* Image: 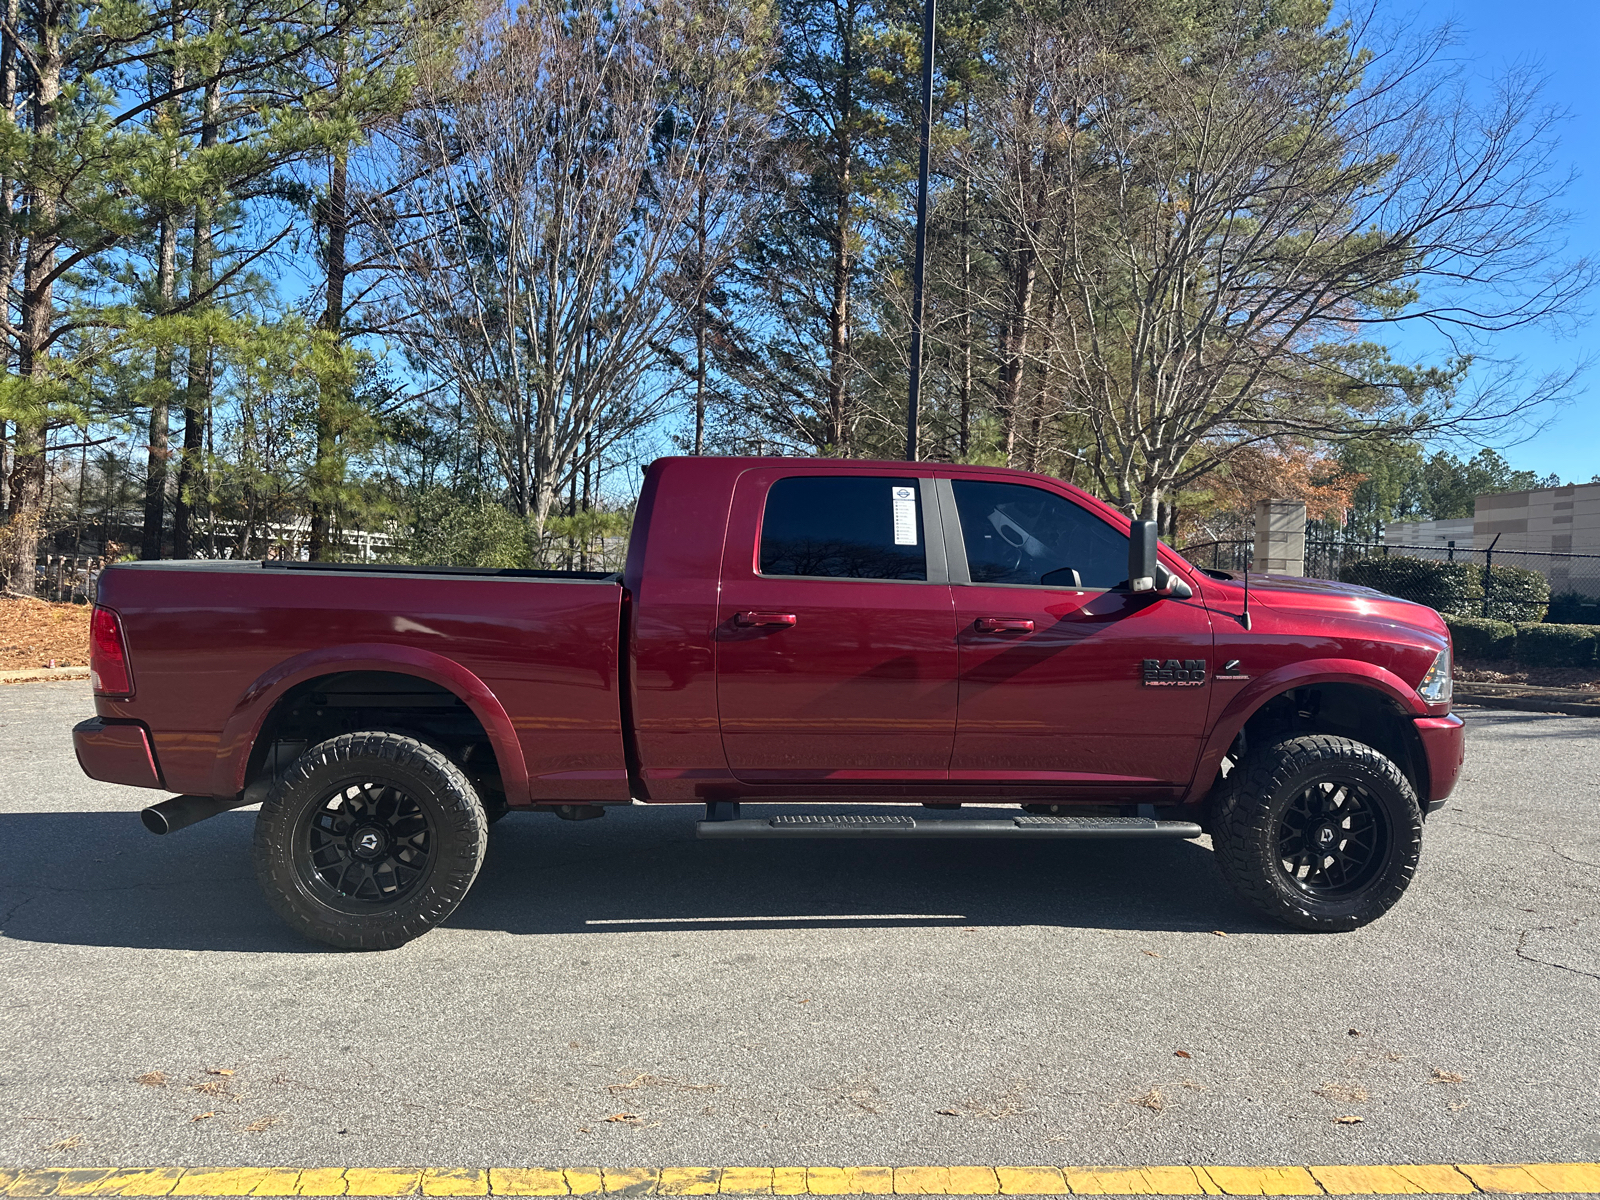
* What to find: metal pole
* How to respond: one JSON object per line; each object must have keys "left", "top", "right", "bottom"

{"left": 905, "top": 0, "right": 936, "bottom": 462}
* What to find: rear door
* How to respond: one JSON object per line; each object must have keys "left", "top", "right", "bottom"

{"left": 715, "top": 469, "right": 959, "bottom": 784}
{"left": 943, "top": 476, "right": 1213, "bottom": 790}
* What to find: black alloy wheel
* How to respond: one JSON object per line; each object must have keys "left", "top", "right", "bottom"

{"left": 1209, "top": 733, "right": 1423, "bottom": 931}
{"left": 253, "top": 732, "right": 488, "bottom": 950}
{"left": 302, "top": 780, "right": 435, "bottom": 908}
{"left": 1275, "top": 779, "right": 1389, "bottom": 899}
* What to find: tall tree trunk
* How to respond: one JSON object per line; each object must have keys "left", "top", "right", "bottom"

{"left": 693, "top": 183, "right": 707, "bottom": 456}
{"left": 1023, "top": 288, "right": 1056, "bottom": 472}
{"left": 140, "top": 216, "right": 177, "bottom": 558}
{"left": 173, "top": 36, "right": 218, "bottom": 560}
{"left": 7, "top": 0, "right": 64, "bottom": 594}
{"left": 825, "top": 0, "right": 854, "bottom": 456}
{"left": 999, "top": 244, "right": 1034, "bottom": 466}
{"left": 308, "top": 148, "right": 348, "bottom": 561}
{"left": 0, "top": 0, "right": 20, "bottom": 515}
{"left": 141, "top": 26, "right": 183, "bottom": 559}
{"left": 958, "top": 99, "right": 972, "bottom": 460}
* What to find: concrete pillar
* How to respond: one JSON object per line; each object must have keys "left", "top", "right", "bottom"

{"left": 1253, "top": 498, "right": 1306, "bottom": 576}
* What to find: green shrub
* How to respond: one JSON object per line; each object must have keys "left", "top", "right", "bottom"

{"left": 1482, "top": 564, "right": 1549, "bottom": 623}
{"left": 1338, "top": 557, "right": 1479, "bottom": 613}
{"left": 1339, "top": 555, "right": 1549, "bottom": 621}
{"left": 1443, "top": 614, "right": 1516, "bottom": 661}
{"left": 1514, "top": 622, "right": 1598, "bottom": 669}
{"left": 1545, "top": 590, "right": 1600, "bottom": 625}
{"left": 399, "top": 490, "right": 535, "bottom": 568}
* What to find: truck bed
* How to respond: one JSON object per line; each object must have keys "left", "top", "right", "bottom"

{"left": 95, "top": 559, "right": 628, "bottom": 806}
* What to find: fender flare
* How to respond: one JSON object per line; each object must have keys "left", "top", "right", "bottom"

{"left": 1184, "top": 658, "right": 1426, "bottom": 804}
{"left": 209, "top": 643, "right": 530, "bottom": 803}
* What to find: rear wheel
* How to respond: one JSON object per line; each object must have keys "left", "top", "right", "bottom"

{"left": 1209, "top": 734, "right": 1422, "bottom": 931}
{"left": 252, "top": 732, "right": 488, "bottom": 950}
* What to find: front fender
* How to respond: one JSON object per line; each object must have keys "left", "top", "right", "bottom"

{"left": 1184, "top": 658, "right": 1426, "bottom": 805}
{"left": 209, "top": 643, "right": 531, "bottom": 804}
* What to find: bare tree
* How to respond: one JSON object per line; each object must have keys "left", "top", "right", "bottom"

{"left": 971, "top": 2, "right": 1590, "bottom": 516}
{"left": 374, "top": 0, "right": 773, "bottom": 535}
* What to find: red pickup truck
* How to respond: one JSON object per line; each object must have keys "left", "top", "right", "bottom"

{"left": 74, "top": 456, "right": 1463, "bottom": 949}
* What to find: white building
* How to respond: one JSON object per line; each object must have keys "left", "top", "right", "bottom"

{"left": 1383, "top": 484, "right": 1600, "bottom": 596}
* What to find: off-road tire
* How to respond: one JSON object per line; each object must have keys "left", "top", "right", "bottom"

{"left": 252, "top": 732, "right": 489, "bottom": 950}
{"left": 1210, "top": 734, "right": 1422, "bottom": 931}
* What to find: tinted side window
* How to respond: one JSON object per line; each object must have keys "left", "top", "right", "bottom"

{"left": 760, "top": 476, "right": 927, "bottom": 580}
{"left": 952, "top": 480, "right": 1127, "bottom": 588}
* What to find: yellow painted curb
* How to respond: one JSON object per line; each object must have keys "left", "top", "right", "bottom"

{"left": 2, "top": 1164, "right": 1598, "bottom": 1196}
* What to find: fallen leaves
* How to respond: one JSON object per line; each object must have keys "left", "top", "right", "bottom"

{"left": 1174, "top": 1050, "right": 1191, "bottom": 1059}
{"left": 206, "top": 1068, "right": 236, "bottom": 1077}
{"left": 935, "top": 1107, "right": 960, "bottom": 1116}
{"left": 1133, "top": 1087, "right": 1165, "bottom": 1114}
{"left": 1334, "top": 1115, "right": 1364, "bottom": 1125}
{"left": 602, "top": 1112, "right": 658, "bottom": 1128}
{"left": 241, "top": 1116, "right": 279, "bottom": 1133}
{"left": 189, "top": 1080, "right": 231, "bottom": 1097}
{"left": 0, "top": 597, "right": 90, "bottom": 671}
{"left": 47, "top": 1135, "right": 81, "bottom": 1153}
{"left": 1210, "top": 930, "right": 1228, "bottom": 937}
{"left": 1429, "top": 1069, "right": 1466, "bottom": 1084}
{"left": 191, "top": 1112, "right": 216, "bottom": 1123}
{"left": 134, "top": 1071, "right": 167, "bottom": 1087}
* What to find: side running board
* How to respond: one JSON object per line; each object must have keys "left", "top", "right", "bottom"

{"left": 696, "top": 813, "right": 1203, "bottom": 840}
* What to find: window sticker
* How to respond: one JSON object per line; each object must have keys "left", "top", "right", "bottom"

{"left": 892, "top": 485, "right": 918, "bottom": 546}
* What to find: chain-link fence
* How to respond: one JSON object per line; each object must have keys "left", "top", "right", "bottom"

{"left": 1177, "top": 538, "right": 1600, "bottom": 623}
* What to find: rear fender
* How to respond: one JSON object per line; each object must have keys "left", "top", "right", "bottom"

{"left": 210, "top": 643, "right": 530, "bottom": 803}
{"left": 1185, "top": 658, "right": 1426, "bottom": 804}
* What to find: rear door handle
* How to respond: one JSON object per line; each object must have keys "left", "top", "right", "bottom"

{"left": 736, "top": 611, "right": 798, "bottom": 627}
{"left": 974, "top": 617, "right": 1034, "bottom": 633}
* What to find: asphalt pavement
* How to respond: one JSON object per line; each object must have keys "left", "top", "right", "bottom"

{"left": 1, "top": 682, "right": 1596, "bottom": 1173}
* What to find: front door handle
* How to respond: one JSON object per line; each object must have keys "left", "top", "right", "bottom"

{"left": 736, "top": 611, "right": 798, "bottom": 628}
{"left": 974, "top": 617, "right": 1034, "bottom": 633}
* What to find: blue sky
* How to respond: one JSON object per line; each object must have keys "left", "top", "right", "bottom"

{"left": 1397, "top": 0, "right": 1600, "bottom": 481}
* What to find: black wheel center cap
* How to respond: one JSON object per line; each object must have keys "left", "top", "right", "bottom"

{"left": 350, "top": 825, "right": 389, "bottom": 860}
{"left": 1312, "top": 822, "right": 1339, "bottom": 851}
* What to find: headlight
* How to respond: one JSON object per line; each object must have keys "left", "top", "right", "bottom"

{"left": 1416, "top": 646, "right": 1452, "bottom": 706}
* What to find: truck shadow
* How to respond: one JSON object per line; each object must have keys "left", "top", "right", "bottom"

{"left": 0, "top": 806, "right": 1292, "bottom": 953}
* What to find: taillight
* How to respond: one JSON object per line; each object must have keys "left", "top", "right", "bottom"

{"left": 90, "top": 607, "right": 133, "bottom": 696}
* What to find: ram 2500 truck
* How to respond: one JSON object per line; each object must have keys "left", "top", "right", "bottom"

{"left": 73, "top": 456, "right": 1464, "bottom": 949}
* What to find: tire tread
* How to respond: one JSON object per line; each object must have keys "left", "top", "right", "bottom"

{"left": 252, "top": 731, "right": 488, "bottom": 950}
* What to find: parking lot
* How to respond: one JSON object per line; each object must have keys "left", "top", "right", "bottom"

{"left": 1, "top": 682, "right": 1597, "bottom": 1178}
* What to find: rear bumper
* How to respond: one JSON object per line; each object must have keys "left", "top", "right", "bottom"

{"left": 1414, "top": 712, "right": 1466, "bottom": 812}
{"left": 73, "top": 717, "right": 164, "bottom": 790}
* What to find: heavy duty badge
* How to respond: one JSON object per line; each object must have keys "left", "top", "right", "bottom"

{"left": 1142, "top": 658, "right": 1207, "bottom": 686}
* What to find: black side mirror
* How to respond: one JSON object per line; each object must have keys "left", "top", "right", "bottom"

{"left": 1128, "top": 520, "right": 1159, "bottom": 592}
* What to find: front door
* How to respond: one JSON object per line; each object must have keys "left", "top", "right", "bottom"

{"left": 716, "top": 470, "right": 959, "bottom": 784}
{"left": 944, "top": 477, "right": 1213, "bottom": 790}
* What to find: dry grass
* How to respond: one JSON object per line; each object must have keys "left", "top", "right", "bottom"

{"left": 1456, "top": 659, "right": 1600, "bottom": 690}
{"left": 0, "top": 597, "right": 90, "bottom": 670}
{"left": 1133, "top": 1087, "right": 1165, "bottom": 1113}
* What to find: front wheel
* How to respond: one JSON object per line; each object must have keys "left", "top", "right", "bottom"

{"left": 1209, "top": 734, "right": 1422, "bottom": 931}
{"left": 252, "top": 732, "right": 489, "bottom": 950}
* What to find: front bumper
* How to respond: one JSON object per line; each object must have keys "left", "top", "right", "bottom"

{"left": 1414, "top": 712, "right": 1466, "bottom": 812}
{"left": 73, "top": 717, "right": 164, "bottom": 790}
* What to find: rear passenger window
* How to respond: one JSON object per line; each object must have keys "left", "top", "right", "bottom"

{"left": 759, "top": 476, "right": 927, "bottom": 580}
